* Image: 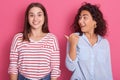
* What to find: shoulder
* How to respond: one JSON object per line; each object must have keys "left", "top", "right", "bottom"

{"left": 14, "top": 33, "right": 23, "bottom": 37}
{"left": 103, "top": 38, "right": 110, "bottom": 46}
{"left": 13, "top": 33, "right": 23, "bottom": 41}
{"left": 69, "top": 32, "right": 81, "bottom": 36}
{"left": 100, "top": 36, "right": 109, "bottom": 42}
{"left": 48, "top": 33, "right": 58, "bottom": 39}
{"left": 99, "top": 36, "right": 110, "bottom": 46}
{"left": 71, "top": 32, "right": 80, "bottom": 35}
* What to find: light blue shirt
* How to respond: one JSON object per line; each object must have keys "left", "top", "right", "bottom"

{"left": 66, "top": 33, "right": 113, "bottom": 80}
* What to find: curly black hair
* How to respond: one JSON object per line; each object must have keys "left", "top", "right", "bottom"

{"left": 72, "top": 2, "right": 107, "bottom": 36}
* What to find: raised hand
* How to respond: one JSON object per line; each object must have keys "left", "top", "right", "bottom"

{"left": 65, "top": 33, "right": 79, "bottom": 60}
{"left": 65, "top": 33, "right": 79, "bottom": 47}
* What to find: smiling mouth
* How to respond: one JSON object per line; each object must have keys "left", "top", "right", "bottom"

{"left": 80, "top": 24, "right": 86, "bottom": 27}
{"left": 33, "top": 22, "right": 40, "bottom": 25}
{"left": 80, "top": 25, "right": 85, "bottom": 28}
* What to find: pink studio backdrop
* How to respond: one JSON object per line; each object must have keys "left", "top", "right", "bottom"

{"left": 0, "top": 0, "right": 120, "bottom": 80}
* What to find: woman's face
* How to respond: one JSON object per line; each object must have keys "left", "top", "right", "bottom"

{"left": 28, "top": 7, "right": 45, "bottom": 30}
{"left": 78, "top": 10, "right": 96, "bottom": 34}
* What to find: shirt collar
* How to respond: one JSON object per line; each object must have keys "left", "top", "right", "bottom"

{"left": 81, "top": 33, "right": 103, "bottom": 46}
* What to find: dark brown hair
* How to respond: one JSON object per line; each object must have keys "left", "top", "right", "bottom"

{"left": 23, "top": 2, "right": 49, "bottom": 41}
{"left": 72, "top": 2, "right": 107, "bottom": 36}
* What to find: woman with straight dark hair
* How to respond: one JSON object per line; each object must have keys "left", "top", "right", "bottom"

{"left": 9, "top": 2, "right": 60, "bottom": 80}
{"left": 65, "top": 2, "right": 113, "bottom": 80}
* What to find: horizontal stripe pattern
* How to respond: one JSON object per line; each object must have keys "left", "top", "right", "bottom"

{"left": 8, "top": 33, "right": 60, "bottom": 79}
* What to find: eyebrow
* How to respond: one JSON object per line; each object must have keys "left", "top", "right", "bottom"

{"left": 82, "top": 14, "right": 89, "bottom": 16}
{"left": 29, "top": 11, "right": 43, "bottom": 14}
{"left": 79, "top": 14, "right": 89, "bottom": 17}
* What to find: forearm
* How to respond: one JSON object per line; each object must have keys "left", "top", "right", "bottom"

{"left": 69, "top": 44, "right": 77, "bottom": 61}
{"left": 10, "top": 74, "right": 18, "bottom": 80}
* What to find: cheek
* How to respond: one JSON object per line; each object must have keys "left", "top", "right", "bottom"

{"left": 40, "top": 17, "right": 45, "bottom": 23}
{"left": 28, "top": 17, "right": 33, "bottom": 22}
{"left": 41, "top": 16, "right": 45, "bottom": 21}
{"left": 78, "top": 21, "right": 81, "bottom": 26}
{"left": 28, "top": 19, "right": 33, "bottom": 26}
{"left": 28, "top": 19, "right": 32, "bottom": 24}
{"left": 85, "top": 20, "right": 93, "bottom": 26}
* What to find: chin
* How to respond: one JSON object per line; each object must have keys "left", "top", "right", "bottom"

{"left": 81, "top": 29, "right": 85, "bottom": 32}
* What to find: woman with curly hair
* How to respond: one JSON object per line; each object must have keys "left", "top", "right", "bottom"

{"left": 65, "top": 2, "right": 113, "bottom": 80}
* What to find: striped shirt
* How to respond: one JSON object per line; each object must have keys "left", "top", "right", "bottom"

{"left": 8, "top": 33, "right": 60, "bottom": 80}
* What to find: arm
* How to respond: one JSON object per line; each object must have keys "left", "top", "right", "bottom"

{"left": 51, "top": 36, "right": 61, "bottom": 80}
{"left": 105, "top": 40, "right": 113, "bottom": 80}
{"left": 65, "top": 33, "right": 79, "bottom": 71}
{"left": 65, "top": 33, "right": 79, "bottom": 60}
{"left": 8, "top": 34, "right": 20, "bottom": 80}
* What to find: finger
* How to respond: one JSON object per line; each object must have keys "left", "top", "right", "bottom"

{"left": 75, "top": 35, "right": 79, "bottom": 38}
{"left": 73, "top": 34, "right": 79, "bottom": 38}
{"left": 64, "top": 35, "right": 69, "bottom": 40}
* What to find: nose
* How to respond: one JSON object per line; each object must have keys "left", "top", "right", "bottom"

{"left": 80, "top": 17, "right": 84, "bottom": 23}
{"left": 33, "top": 15, "right": 38, "bottom": 21}
{"left": 78, "top": 17, "right": 83, "bottom": 25}
{"left": 78, "top": 17, "right": 85, "bottom": 27}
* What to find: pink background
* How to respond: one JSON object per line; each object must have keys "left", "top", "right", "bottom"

{"left": 0, "top": 0, "right": 120, "bottom": 80}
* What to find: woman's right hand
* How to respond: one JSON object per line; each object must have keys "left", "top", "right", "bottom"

{"left": 10, "top": 74, "right": 18, "bottom": 80}
{"left": 65, "top": 33, "right": 79, "bottom": 47}
{"left": 65, "top": 33, "right": 79, "bottom": 60}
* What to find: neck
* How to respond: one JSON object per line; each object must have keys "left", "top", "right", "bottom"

{"left": 84, "top": 32, "right": 98, "bottom": 46}
{"left": 85, "top": 32, "right": 96, "bottom": 39}
{"left": 30, "top": 29, "right": 43, "bottom": 37}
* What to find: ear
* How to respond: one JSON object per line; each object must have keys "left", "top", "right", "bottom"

{"left": 94, "top": 20, "right": 97, "bottom": 28}
{"left": 94, "top": 20, "right": 97, "bottom": 24}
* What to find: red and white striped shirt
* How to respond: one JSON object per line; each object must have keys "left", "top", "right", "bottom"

{"left": 8, "top": 33, "right": 60, "bottom": 80}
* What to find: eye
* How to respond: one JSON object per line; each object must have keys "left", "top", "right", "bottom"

{"left": 38, "top": 14, "right": 42, "bottom": 16}
{"left": 29, "top": 14, "right": 34, "bottom": 17}
{"left": 79, "top": 16, "right": 82, "bottom": 20}
{"left": 83, "top": 16, "right": 88, "bottom": 20}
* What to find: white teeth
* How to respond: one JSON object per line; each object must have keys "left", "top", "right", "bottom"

{"left": 33, "top": 22, "right": 39, "bottom": 25}
{"left": 81, "top": 24, "right": 86, "bottom": 27}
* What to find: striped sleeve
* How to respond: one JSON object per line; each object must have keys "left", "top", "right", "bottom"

{"left": 50, "top": 34, "right": 61, "bottom": 78}
{"left": 8, "top": 33, "right": 22, "bottom": 74}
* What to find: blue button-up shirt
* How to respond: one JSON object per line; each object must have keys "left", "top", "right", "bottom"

{"left": 66, "top": 33, "right": 113, "bottom": 80}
